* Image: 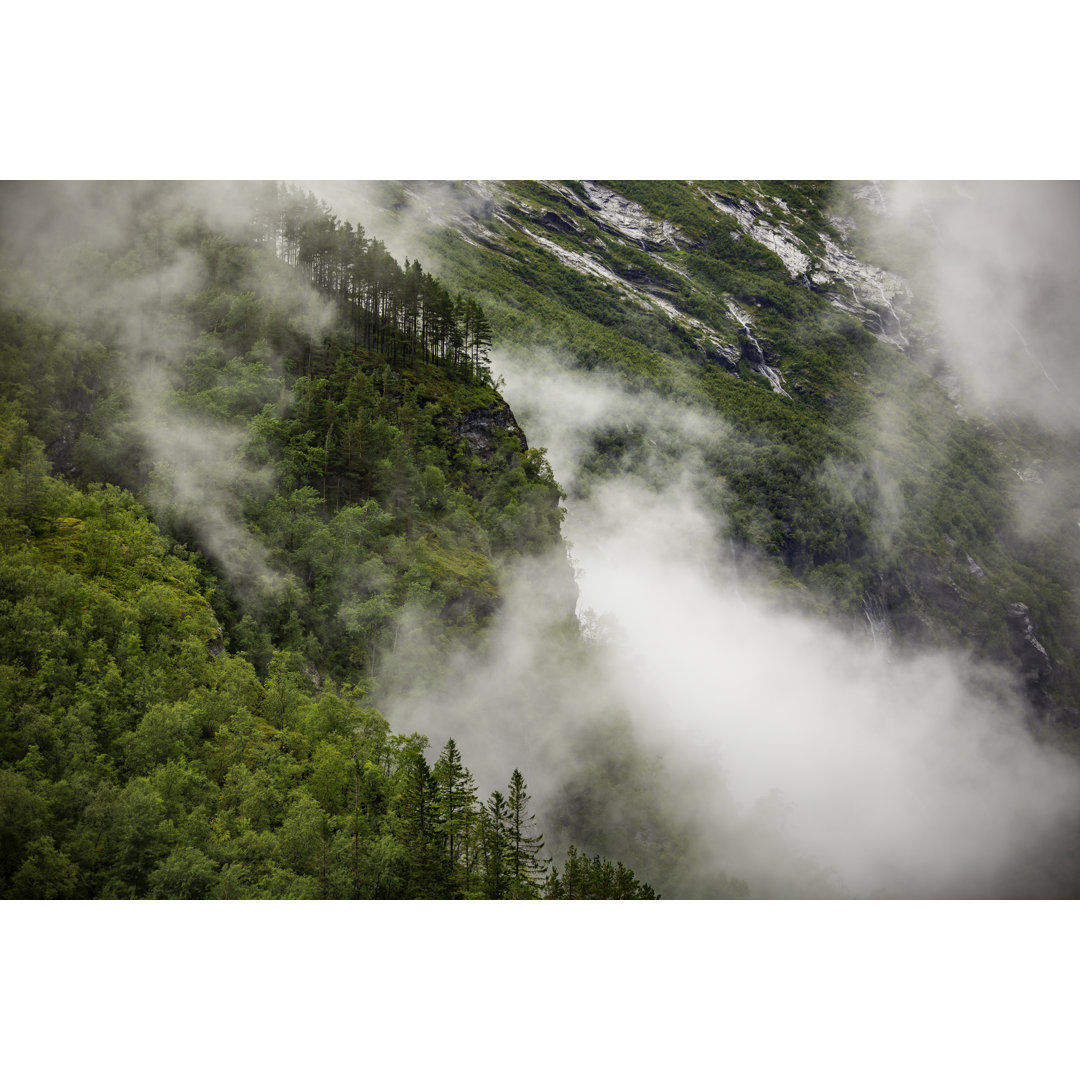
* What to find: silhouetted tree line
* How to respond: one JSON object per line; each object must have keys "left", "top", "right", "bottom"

{"left": 249, "top": 183, "right": 493, "bottom": 379}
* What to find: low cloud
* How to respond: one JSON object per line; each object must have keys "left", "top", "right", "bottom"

{"left": 297, "top": 179, "right": 496, "bottom": 278}
{"left": 1, "top": 181, "right": 337, "bottom": 604}
{"left": 864, "top": 181, "right": 1080, "bottom": 427}
{"left": 382, "top": 347, "right": 1080, "bottom": 898}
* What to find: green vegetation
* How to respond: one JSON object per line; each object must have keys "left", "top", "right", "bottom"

{"left": 7, "top": 178, "right": 1080, "bottom": 898}
{"left": 544, "top": 845, "right": 659, "bottom": 899}
{"left": 0, "top": 183, "right": 659, "bottom": 899}
{"left": 418, "top": 180, "right": 1080, "bottom": 720}
{"left": 0, "top": 420, "right": 653, "bottom": 897}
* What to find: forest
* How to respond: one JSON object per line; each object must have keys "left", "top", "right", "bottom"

{"left": 5, "top": 24, "right": 1073, "bottom": 1080}
{"left": 7, "top": 178, "right": 1080, "bottom": 901}
{"left": 0, "top": 181, "right": 659, "bottom": 899}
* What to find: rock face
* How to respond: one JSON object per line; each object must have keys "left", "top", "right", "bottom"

{"left": 701, "top": 190, "right": 812, "bottom": 277}
{"left": 453, "top": 404, "right": 528, "bottom": 462}
{"left": 812, "top": 232, "right": 912, "bottom": 350}
{"left": 860, "top": 557, "right": 1063, "bottom": 720}
{"left": 418, "top": 180, "right": 922, "bottom": 390}
{"left": 396, "top": 179, "right": 1080, "bottom": 728}
{"left": 432, "top": 180, "right": 929, "bottom": 399}
{"left": 1006, "top": 602, "right": 1053, "bottom": 708}
{"left": 860, "top": 565, "right": 936, "bottom": 648}
{"left": 578, "top": 180, "right": 687, "bottom": 249}
{"left": 726, "top": 299, "right": 788, "bottom": 395}
{"left": 698, "top": 187, "right": 914, "bottom": 353}
{"left": 538, "top": 209, "right": 578, "bottom": 235}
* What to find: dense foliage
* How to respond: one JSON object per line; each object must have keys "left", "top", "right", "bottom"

{"left": 0, "top": 182, "right": 659, "bottom": 899}
{"left": 254, "top": 183, "right": 495, "bottom": 378}
{"left": 10, "top": 179, "right": 1077, "bottom": 899}
{"left": 0, "top": 427, "right": 588, "bottom": 898}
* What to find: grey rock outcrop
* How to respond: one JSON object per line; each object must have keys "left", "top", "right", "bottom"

{"left": 453, "top": 404, "right": 528, "bottom": 462}
{"left": 1006, "top": 602, "right": 1053, "bottom": 706}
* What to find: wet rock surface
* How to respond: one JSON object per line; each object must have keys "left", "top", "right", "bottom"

{"left": 453, "top": 404, "right": 528, "bottom": 461}
{"left": 578, "top": 180, "right": 687, "bottom": 249}
{"left": 1006, "top": 602, "right": 1053, "bottom": 707}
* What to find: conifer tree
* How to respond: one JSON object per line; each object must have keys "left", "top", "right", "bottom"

{"left": 480, "top": 789, "right": 510, "bottom": 899}
{"left": 506, "top": 768, "right": 546, "bottom": 898}
{"left": 432, "top": 737, "right": 478, "bottom": 895}
{"left": 471, "top": 302, "right": 492, "bottom": 382}
{"left": 397, "top": 738, "right": 447, "bottom": 897}
{"left": 542, "top": 863, "right": 564, "bottom": 900}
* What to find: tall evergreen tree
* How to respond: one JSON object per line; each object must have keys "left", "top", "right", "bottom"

{"left": 432, "top": 737, "right": 478, "bottom": 896}
{"left": 506, "top": 768, "right": 545, "bottom": 898}
{"left": 470, "top": 302, "right": 492, "bottom": 382}
{"left": 479, "top": 788, "right": 510, "bottom": 899}
{"left": 396, "top": 737, "right": 447, "bottom": 897}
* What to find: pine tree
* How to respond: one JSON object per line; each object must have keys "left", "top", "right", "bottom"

{"left": 542, "top": 863, "right": 564, "bottom": 899}
{"left": 545, "top": 846, "right": 659, "bottom": 899}
{"left": 461, "top": 297, "right": 493, "bottom": 382}
{"left": 560, "top": 845, "right": 587, "bottom": 899}
{"left": 506, "top": 768, "right": 546, "bottom": 898}
{"left": 479, "top": 789, "right": 510, "bottom": 899}
{"left": 432, "top": 738, "right": 478, "bottom": 896}
{"left": 396, "top": 737, "right": 447, "bottom": 897}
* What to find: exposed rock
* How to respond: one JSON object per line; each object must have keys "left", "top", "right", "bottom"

{"left": 1006, "top": 603, "right": 1051, "bottom": 667}
{"left": 618, "top": 264, "right": 675, "bottom": 290}
{"left": 860, "top": 565, "right": 942, "bottom": 647}
{"left": 696, "top": 186, "right": 912, "bottom": 352}
{"left": 706, "top": 342, "right": 741, "bottom": 374}
{"left": 725, "top": 300, "right": 788, "bottom": 396}
{"left": 812, "top": 234, "right": 912, "bottom": 351}
{"left": 578, "top": 181, "right": 687, "bottom": 250}
{"left": 453, "top": 404, "right": 528, "bottom": 461}
{"left": 521, "top": 226, "right": 627, "bottom": 290}
{"left": 1006, "top": 602, "right": 1053, "bottom": 707}
{"left": 861, "top": 592, "right": 894, "bottom": 649}
{"left": 700, "top": 190, "right": 811, "bottom": 277}
{"left": 519, "top": 219, "right": 743, "bottom": 367}
{"left": 538, "top": 209, "right": 578, "bottom": 235}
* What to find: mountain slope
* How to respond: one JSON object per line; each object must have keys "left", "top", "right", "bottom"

{"left": 5, "top": 179, "right": 1080, "bottom": 898}
{"left": 0, "top": 181, "right": 664, "bottom": 899}
{"left": 345, "top": 179, "right": 1080, "bottom": 731}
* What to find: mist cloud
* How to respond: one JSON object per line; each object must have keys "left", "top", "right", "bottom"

{"left": 10, "top": 180, "right": 1078, "bottom": 897}
{"left": 1, "top": 181, "right": 338, "bottom": 603}
{"left": 864, "top": 181, "right": 1080, "bottom": 426}
{"left": 298, "top": 180, "right": 496, "bottom": 278}
{"left": 382, "top": 346, "right": 1080, "bottom": 898}
{"left": 280, "top": 181, "right": 1080, "bottom": 896}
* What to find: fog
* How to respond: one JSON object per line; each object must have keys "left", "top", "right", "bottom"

{"left": 861, "top": 181, "right": 1080, "bottom": 426}
{"left": 376, "top": 343, "right": 1080, "bottom": 895}
{"left": 345, "top": 180, "right": 1080, "bottom": 897}
{"left": 6, "top": 180, "right": 1080, "bottom": 896}
{"left": 377, "top": 194, "right": 1080, "bottom": 899}
{"left": 298, "top": 179, "right": 493, "bottom": 277}
{"left": 0, "top": 180, "right": 336, "bottom": 604}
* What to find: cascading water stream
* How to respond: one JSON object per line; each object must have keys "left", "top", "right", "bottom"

{"left": 725, "top": 299, "right": 789, "bottom": 396}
